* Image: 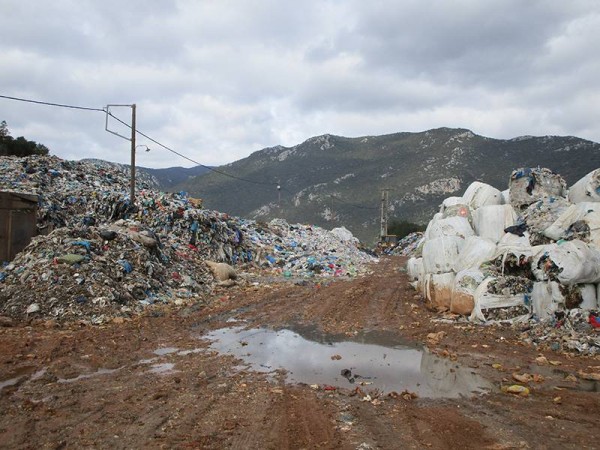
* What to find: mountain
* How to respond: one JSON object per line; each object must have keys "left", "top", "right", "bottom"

{"left": 139, "top": 165, "right": 211, "bottom": 189}
{"left": 173, "top": 128, "right": 600, "bottom": 243}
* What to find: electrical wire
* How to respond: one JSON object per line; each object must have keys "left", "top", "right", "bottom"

{"left": 1, "top": 93, "right": 382, "bottom": 211}
{"left": 0, "top": 94, "right": 105, "bottom": 112}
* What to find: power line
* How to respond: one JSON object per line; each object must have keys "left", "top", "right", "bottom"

{"left": 0, "top": 94, "right": 105, "bottom": 112}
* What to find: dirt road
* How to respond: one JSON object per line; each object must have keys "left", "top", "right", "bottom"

{"left": 1, "top": 256, "right": 599, "bottom": 449}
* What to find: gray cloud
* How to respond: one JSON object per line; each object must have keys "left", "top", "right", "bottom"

{"left": 1, "top": 0, "right": 599, "bottom": 168}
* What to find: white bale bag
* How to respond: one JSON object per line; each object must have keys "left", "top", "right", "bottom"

{"left": 452, "top": 236, "right": 496, "bottom": 273}
{"left": 568, "top": 169, "right": 600, "bottom": 203}
{"left": 470, "top": 277, "right": 530, "bottom": 323}
{"left": 424, "top": 216, "right": 474, "bottom": 240}
{"left": 406, "top": 257, "right": 424, "bottom": 281}
{"left": 451, "top": 269, "right": 485, "bottom": 315}
{"left": 462, "top": 182, "right": 503, "bottom": 210}
{"left": 577, "top": 285, "right": 598, "bottom": 310}
{"left": 440, "top": 196, "right": 465, "bottom": 213}
{"left": 473, "top": 204, "right": 518, "bottom": 243}
{"left": 540, "top": 240, "right": 600, "bottom": 285}
{"left": 424, "top": 272, "right": 455, "bottom": 311}
{"left": 422, "top": 236, "right": 465, "bottom": 274}
{"left": 544, "top": 203, "right": 600, "bottom": 245}
{"left": 501, "top": 189, "right": 510, "bottom": 205}
{"left": 522, "top": 197, "right": 572, "bottom": 237}
{"left": 531, "top": 281, "right": 563, "bottom": 321}
{"left": 531, "top": 245, "right": 551, "bottom": 281}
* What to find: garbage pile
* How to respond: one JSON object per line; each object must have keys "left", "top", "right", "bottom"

{"left": 407, "top": 167, "right": 600, "bottom": 354}
{"left": 388, "top": 232, "right": 424, "bottom": 256}
{"left": 0, "top": 155, "right": 375, "bottom": 323}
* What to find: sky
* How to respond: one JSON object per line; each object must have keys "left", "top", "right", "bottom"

{"left": 1, "top": 0, "right": 599, "bottom": 169}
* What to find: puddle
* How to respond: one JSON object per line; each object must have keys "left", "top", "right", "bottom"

{"left": 0, "top": 376, "right": 24, "bottom": 391}
{"left": 149, "top": 363, "right": 177, "bottom": 375}
{"left": 205, "top": 327, "right": 493, "bottom": 398}
{"left": 58, "top": 367, "right": 123, "bottom": 384}
{"left": 154, "top": 347, "right": 179, "bottom": 356}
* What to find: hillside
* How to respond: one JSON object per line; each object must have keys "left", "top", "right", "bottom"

{"left": 175, "top": 128, "right": 600, "bottom": 243}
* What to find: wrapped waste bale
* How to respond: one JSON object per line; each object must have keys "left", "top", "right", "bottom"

{"left": 451, "top": 269, "right": 486, "bottom": 315}
{"left": 406, "top": 257, "right": 423, "bottom": 281}
{"left": 452, "top": 236, "right": 496, "bottom": 273}
{"left": 424, "top": 216, "right": 474, "bottom": 240}
{"left": 442, "top": 204, "right": 473, "bottom": 225}
{"left": 501, "top": 189, "right": 510, "bottom": 205}
{"left": 423, "top": 272, "right": 455, "bottom": 311}
{"left": 531, "top": 281, "right": 563, "bottom": 321}
{"left": 422, "top": 236, "right": 465, "bottom": 274}
{"left": 536, "top": 240, "right": 600, "bottom": 285}
{"left": 568, "top": 169, "right": 600, "bottom": 203}
{"left": 508, "top": 168, "right": 566, "bottom": 210}
{"left": 440, "top": 196, "right": 465, "bottom": 212}
{"left": 519, "top": 197, "right": 572, "bottom": 244}
{"left": 473, "top": 204, "right": 518, "bottom": 243}
{"left": 470, "top": 276, "right": 532, "bottom": 323}
{"left": 462, "top": 181, "right": 503, "bottom": 210}
{"left": 544, "top": 202, "right": 600, "bottom": 246}
{"left": 493, "top": 233, "right": 533, "bottom": 278}
{"left": 534, "top": 240, "right": 600, "bottom": 286}
{"left": 532, "top": 281, "right": 597, "bottom": 321}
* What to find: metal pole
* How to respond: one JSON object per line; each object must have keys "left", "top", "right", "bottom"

{"left": 130, "top": 104, "right": 136, "bottom": 204}
{"left": 380, "top": 189, "right": 389, "bottom": 238}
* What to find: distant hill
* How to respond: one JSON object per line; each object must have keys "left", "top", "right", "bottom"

{"left": 139, "top": 165, "right": 211, "bottom": 189}
{"left": 171, "top": 128, "right": 600, "bottom": 243}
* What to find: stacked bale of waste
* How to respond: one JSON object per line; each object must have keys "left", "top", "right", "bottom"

{"left": 408, "top": 167, "right": 600, "bottom": 328}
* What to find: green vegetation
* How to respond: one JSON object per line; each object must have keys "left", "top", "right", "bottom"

{"left": 0, "top": 120, "right": 49, "bottom": 157}
{"left": 387, "top": 220, "right": 426, "bottom": 239}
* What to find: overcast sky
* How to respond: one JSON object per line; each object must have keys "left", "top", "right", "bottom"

{"left": 1, "top": 0, "right": 599, "bottom": 168}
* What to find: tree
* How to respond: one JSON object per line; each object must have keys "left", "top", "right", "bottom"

{"left": 0, "top": 120, "right": 50, "bottom": 157}
{"left": 387, "top": 219, "right": 426, "bottom": 239}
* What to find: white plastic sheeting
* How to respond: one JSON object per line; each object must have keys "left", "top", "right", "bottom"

{"left": 441, "top": 196, "right": 465, "bottom": 212}
{"left": 473, "top": 204, "right": 518, "bottom": 243}
{"left": 407, "top": 257, "right": 424, "bottom": 282}
{"left": 531, "top": 281, "right": 563, "bottom": 320}
{"left": 470, "top": 277, "right": 528, "bottom": 323}
{"left": 544, "top": 203, "right": 600, "bottom": 245}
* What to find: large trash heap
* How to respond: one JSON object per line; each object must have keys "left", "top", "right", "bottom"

{"left": 407, "top": 167, "right": 600, "bottom": 354}
{"left": 0, "top": 155, "right": 374, "bottom": 324}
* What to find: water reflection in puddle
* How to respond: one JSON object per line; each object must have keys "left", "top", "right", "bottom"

{"left": 205, "top": 327, "right": 493, "bottom": 398}
{"left": 154, "top": 347, "right": 179, "bottom": 356}
{"left": 58, "top": 367, "right": 123, "bottom": 383}
{"left": 149, "top": 363, "right": 176, "bottom": 374}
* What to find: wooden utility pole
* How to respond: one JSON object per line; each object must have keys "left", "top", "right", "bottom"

{"left": 380, "top": 189, "right": 390, "bottom": 239}
{"left": 130, "top": 104, "right": 136, "bottom": 205}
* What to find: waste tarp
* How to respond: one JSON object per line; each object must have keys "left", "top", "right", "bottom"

{"left": 509, "top": 167, "right": 566, "bottom": 210}
{"left": 568, "top": 169, "right": 600, "bottom": 203}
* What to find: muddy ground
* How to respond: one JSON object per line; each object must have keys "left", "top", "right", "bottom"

{"left": 1, "top": 256, "right": 599, "bottom": 449}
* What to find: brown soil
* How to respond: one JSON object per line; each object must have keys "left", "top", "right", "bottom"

{"left": 1, "top": 256, "right": 599, "bottom": 449}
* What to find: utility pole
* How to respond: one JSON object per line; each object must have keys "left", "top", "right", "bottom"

{"left": 105, "top": 103, "right": 137, "bottom": 205}
{"left": 380, "top": 189, "right": 390, "bottom": 239}
{"left": 130, "top": 104, "right": 136, "bottom": 205}
{"left": 277, "top": 184, "right": 281, "bottom": 207}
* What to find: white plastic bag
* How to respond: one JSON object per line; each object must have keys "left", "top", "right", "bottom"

{"left": 531, "top": 281, "right": 563, "bottom": 320}
{"left": 462, "top": 182, "right": 503, "bottom": 210}
{"left": 452, "top": 236, "right": 496, "bottom": 273}
{"left": 568, "top": 169, "right": 600, "bottom": 203}
{"left": 473, "top": 204, "right": 518, "bottom": 243}
{"left": 422, "top": 236, "right": 465, "bottom": 274}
